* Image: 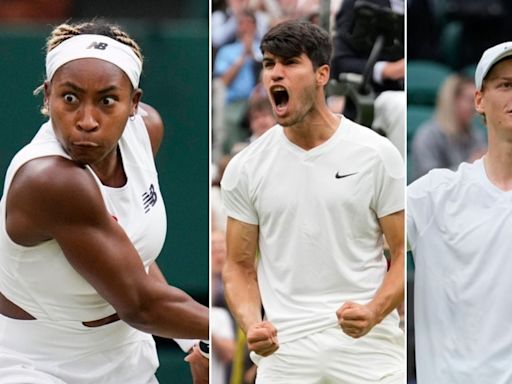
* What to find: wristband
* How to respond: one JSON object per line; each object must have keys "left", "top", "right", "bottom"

{"left": 198, "top": 340, "right": 210, "bottom": 359}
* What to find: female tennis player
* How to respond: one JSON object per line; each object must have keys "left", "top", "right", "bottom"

{"left": 0, "top": 20, "right": 208, "bottom": 383}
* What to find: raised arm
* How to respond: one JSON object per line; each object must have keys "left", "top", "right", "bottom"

{"left": 6, "top": 156, "right": 208, "bottom": 340}
{"left": 223, "top": 217, "right": 278, "bottom": 356}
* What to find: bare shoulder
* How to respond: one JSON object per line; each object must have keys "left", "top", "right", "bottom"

{"left": 6, "top": 156, "right": 106, "bottom": 245}
{"left": 140, "top": 102, "right": 164, "bottom": 156}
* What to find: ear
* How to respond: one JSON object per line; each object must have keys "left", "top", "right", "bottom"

{"left": 316, "top": 64, "right": 330, "bottom": 87}
{"left": 43, "top": 81, "right": 51, "bottom": 108}
{"left": 475, "top": 89, "right": 485, "bottom": 114}
{"left": 131, "top": 88, "right": 143, "bottom": 116}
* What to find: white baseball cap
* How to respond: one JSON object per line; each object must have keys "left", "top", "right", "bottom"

{"left": 475, "top": 41, "right": 512, "bottom": 90}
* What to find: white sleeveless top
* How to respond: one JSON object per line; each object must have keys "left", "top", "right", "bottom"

{"left": 0, "top": 113, "right": 167, "bottom": 322}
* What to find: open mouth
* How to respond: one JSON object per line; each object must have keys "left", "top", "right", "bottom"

{"left": 271, "top": 86, "right": 289, "bottom": 114}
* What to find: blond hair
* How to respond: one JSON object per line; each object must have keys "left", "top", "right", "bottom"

{"left": 435, "top": 74, "right": 474, "bottom": 136}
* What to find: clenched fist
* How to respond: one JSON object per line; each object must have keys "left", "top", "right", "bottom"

{"left": 337, "top": 301, "right": 378, "bottom": 339}
{"left": 247, "top": 321, "right": 279, "bottom": 356}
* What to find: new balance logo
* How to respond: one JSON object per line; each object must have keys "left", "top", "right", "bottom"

{"left": 142, "top": 184, "right": 157, "bottom": 213}
{"left": 86, "top": 42, "right": 108, "bottom": 50}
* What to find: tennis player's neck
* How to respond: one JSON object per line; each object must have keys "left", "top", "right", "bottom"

{"left": 284, "top": 112, "right": 340, "bottom": 151}
{"left": 90, "top": 146, "right": 127, "bottom": 188}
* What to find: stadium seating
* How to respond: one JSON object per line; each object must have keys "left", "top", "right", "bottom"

{"left": 407, "top": 60, "right": 451, "bottom": 106}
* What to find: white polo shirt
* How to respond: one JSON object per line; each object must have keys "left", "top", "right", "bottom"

{"left": 408, "top": 159, "right": 512, "bottom": 384}
{"left": 222, "top": 116, "right": 404, "bottom": 343}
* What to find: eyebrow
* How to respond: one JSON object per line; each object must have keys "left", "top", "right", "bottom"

{"left": 58, "top": 82, "right": 120, "bottom": 94}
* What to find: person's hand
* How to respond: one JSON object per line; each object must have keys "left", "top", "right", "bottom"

{"left": 185, "top": 345, "right": 209, "bottom": 384}
{"left": 382, "top": 59, "right": 404, "bottom": 81}
{"left": 247, "top": 321, "right": 279, "bottom": 356}
{"left": 336, "top": 301, "right": 378, "bottom": 339}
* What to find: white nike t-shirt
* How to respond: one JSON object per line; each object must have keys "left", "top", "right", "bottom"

{"left": 222, "top": 116, "right": 404, "bottom": 343}
{"left": 408, "top": 159, "right": 512, "bottom": 384}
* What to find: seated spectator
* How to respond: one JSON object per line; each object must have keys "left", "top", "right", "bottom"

{"left": 411, "top": 74, "right": 487, "bottom": 180}
{"left": 331, "top": 0, "right": 405, "bottom": 157}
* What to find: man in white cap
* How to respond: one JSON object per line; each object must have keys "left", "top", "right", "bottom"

{"left": 408, "top": 41, "right": 512, "bottom": 383}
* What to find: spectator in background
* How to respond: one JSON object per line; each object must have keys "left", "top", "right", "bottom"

{"left": 214, "top": 9, "right": 263, "bottom": 156}
{"left": 247, "top": 93, "right": 275, "bottom": 141}
{"left": 411, "top": 74, "right": 487, "bottom": 181}
{"left": 212, "top": 231, "right": 228, "bottom": 308}
{"left": 212, "top": 0, "right": 270, "bottom": 51}
{"left": 231, "top": 89, "right": 276, "bottom": 154}
{"left": 331, "top": 0, "right": 405, "bottom": 157}
{"left": 211, "top": 231, "right": 236, "bottom": 384}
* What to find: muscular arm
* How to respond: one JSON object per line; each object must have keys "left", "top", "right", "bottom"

{"left": 370, "top": 210, "right": 405, "bottom": 321}
{"left": 5, "top": 157, "right": 208, "bottom": 340}
{"left": 222, "top": 217, "right": 261, "bottom": 333}
{"left": 338, "top": 210, "right": 404, "bottom": 338}
{"left": 223, "top": 217, "right": 278, "bottom": 356}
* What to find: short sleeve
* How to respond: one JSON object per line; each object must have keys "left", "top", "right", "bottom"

{"left": 221, "top": 155, "right": 259, "bottom": 225}
{"left": 371, "top": 138, "right": 405, "bottom": 218}
{"left": 407, "top": 173, "right": 432, "bottom": 251}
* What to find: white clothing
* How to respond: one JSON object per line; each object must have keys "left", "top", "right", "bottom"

{"left": 408, "top": 159, "right": 512, "bottom": 384}
{"left": 252, "top": 325, "right": 404, "bottom": 384}
{"left": 0, "top": 112, "right": 166, "bottom": 383}
{"left": 212, "top": 307, "right": 235, "bottom": 384}
{"left": 372, "top": 90, "right": 405, "bottom": 158}
{"left": 0, "top": 314, "right": 158, "bottom": 384}
{"left": 221, "top": 116, "right": 404, "bottom": 344}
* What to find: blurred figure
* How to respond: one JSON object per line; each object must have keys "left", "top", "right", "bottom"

{"left": 211, "top": 231, "right": 236, "bottom": 384}
{"left": 212, "top": 307, "right": 236, "bottom": 384}
{"left": 331, "top": 0, "right": 405, "bottom": 157}
{"left": 247, "top": 92, "right": 275, "bottom": 141}
{"left": 411, "top": 74, "right": 487, "bottom": 181}
{"left": 230, "top": 89, "right": 276, "bottom": 154}
{"left": 213, "top": 9, "right": 263, "bottom": 156}
{"left": 212, "top": 0, "right": 270, "bottom": 51}
{"left": 0, "top": 0, "right": 71, "bottom": 22}
{"left": 212, "top": 231, "right": 228, "bottom": 308}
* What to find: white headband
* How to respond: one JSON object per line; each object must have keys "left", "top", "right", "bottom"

{"left": 46, "top": 34, "right": 142, "bottom": 88}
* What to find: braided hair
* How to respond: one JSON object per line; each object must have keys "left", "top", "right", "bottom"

{"left": 35, "top": 20, "right": 143, "bottom": 115}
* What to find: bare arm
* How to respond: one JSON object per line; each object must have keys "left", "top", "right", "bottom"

{"left": 222, "top": 217, "right": 278, "bottom": 356}
{"left": 5, "top": 157, "right": 208, "bottom": 340}
{"left": 223, "top": 217, "right": 261, "bottom": 332}
{"left": 140, "top": 101, "right": 164, "bottom": 157}
{"left": 370, "top": 210, "right": 405, "bottom": 320}
{"left": 338, "top": 210, "right": 404, "bottom": 338}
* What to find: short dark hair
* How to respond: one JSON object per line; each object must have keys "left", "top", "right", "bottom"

{"left": 260, "top": 19, "right": 332, "bottom": 69}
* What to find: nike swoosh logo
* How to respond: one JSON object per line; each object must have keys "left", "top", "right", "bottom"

{"left": 335, "top": 172, "right": 358, "bottom": 179}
